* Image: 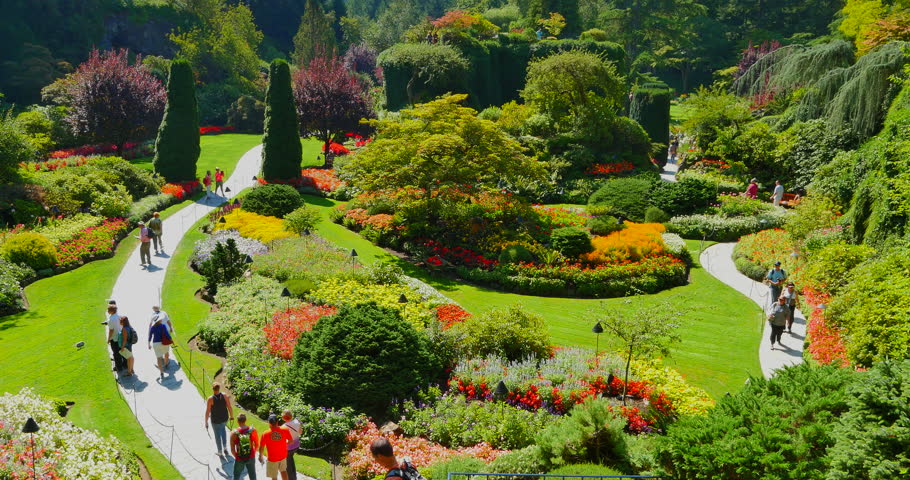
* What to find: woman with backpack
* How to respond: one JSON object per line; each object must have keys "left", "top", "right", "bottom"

{"left": 118, "top": 316, "right": 137, "bottom": 376}
{"left": 230, "top": 414, "right": 259, "bottom": 480}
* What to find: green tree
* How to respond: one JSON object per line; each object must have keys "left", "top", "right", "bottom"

{"left": 292, "top": 0, "right": 338, "bottom": 67}
{"left": 153, "top": 59, "right": 201, "bottom": 182}
{"left": 448, "top": 305, "right": 552, "bottom": 361}
{"left": 288, "top": 303, "right": 441, "bottom": 418}
{"left": 0, "top": 112, "right": 34, "bottom": 182}
{"left": 342, "top": 94, "right": 546, "bottom": 198}
{"left": 261, "top": 60, "right": 302, "bottom": 181}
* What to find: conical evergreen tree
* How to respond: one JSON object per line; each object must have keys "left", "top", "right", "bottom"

{"left": 293, "top": 0, "right": 337, "bottom": 67}
{"left": 153, "top": 59, "right": 200, "bottom": 182}
{"left": 262, "top": 59, "right": 302, "bottom": 181}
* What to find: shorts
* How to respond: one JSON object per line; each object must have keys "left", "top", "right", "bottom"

{"left": 266, "top": 458, "right": 287, "bottom": 477}
{"left": 152, "top": 342, "right": 169, "bottom": 358}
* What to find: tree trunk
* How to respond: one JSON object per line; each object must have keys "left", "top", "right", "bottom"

{"left": 323, "top": 138, "right": 333, "bottom": 169}
{"left": 622, "top": 351, "right": 632, "bottom": 406}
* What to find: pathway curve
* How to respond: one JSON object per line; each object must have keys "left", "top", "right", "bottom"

{"left": 108, "top": 146, "right": 289, "bottom": 480}
{"left": 699, "top": 242, "right": 805, "bottom": 378}
{"left": 660, "top": 160, "right": 678, "bottom": 183}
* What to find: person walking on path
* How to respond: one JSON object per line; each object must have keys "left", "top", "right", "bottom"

{"left": 204, "top": 383, "right": 234, "bottom": 456}
{"left": 148, "top": 212, "right": 163, "bottom": 254}
{"left": 118, "top": 316, "right": 136, "bottom": 376}
{"left": 231, "top": 413, "right": 259, "bottom": 480}
{"left": 203, "top": 171, "right": 213, "bottom": 199}
{"left": 782, "top": 282, "right": 799, "bottom": 333}
{"left": 745, "top": 178, "right": 759, "bottom": 199}
{"left": 772, "top": 180, "right": 785, "bottom": 207}
{"left": 149, "top": 306, "right": 175, "bottom": 367}
{"left": 767, "top": 296, "right": 789, "bottom": 350}
{"left": 137, "top": 221, "right": 153, "bottom": 267}
{"left": 106, "top": 304, "right": 125, "bottom": 373}
{"left": 148, "top": 315, "right": 172, "bottom": 380}
{"left": 259, "top": 414, "right": 292, "bottom": 480}
{"left": 766, "top": 261, "right": 788, "bottom": 305}
{"left": 371, "top": 437, "right": 424, "bottom": 480}
{"left": 668, "top": 137, "right": 679, "bottom": 164}
{"left": 215, "top": 167, "right": 225, "bottom": 196}
{"left": 282, "top": 410, "right": 302, "bottom": 479}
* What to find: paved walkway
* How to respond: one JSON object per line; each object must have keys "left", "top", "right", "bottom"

{"left": 108, "top": 146, "right": 294, "bottom": 480}
{"left": 699, "top": 243, "right": 805, "bottom": 378}
{"left": 660, "top": 160, "right": 678, "bottom": 183}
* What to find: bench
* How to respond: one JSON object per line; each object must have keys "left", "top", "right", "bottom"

{"left": 780, "top": 193, "right": 801, "bottom": 208}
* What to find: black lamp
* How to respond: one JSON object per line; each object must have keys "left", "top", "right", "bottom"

{"left": 252, "top": 176, "right": 258, "bottom": 181}
{"left": 225, "top": 187, "right": 232, "bottom": 194}
{"left": 233, "top": 199, "right": 240, "bottom": 206}
{"left": 22, "top": 417, "right": 39, "bottom": 480}
{"left": 350, "top": 249, "right": 358, "bottom": 266}
{"left": 616, "top": 216, "right": 624, "bottom": 226}
{"left": 244, "top": 255, "right": 254, "bottom": 265}
{"left": 398, "top": 294, "right": 408, "bottom": 303}
{"left": 494, "top": 380, "right": 509, "bottom": 400}
{"left": 281, "top": 287, "right": 291, "bottom": 297}
{"left": 218, "top": 217, "right": 226, "bottom": 224}
{"left": 592, "top": 322, "right": 604, "bottom": 354}
{"left": 302, "top": 229, "right": 310, "bottom": 236}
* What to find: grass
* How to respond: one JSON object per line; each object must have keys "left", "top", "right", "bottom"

{"left": 133, "top": 136, "right": 327, "bottom": 173}
{"left": 670, "top": 100, "right": 694, "bottom": 126}
{"left": 303, "top": 195, "right": 762, "bottom": 398}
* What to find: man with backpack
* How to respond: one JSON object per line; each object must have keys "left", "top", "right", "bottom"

{"left": 204, "top": 383, "right": 234, "bottom": 456}
{"left": 230, "top": 414, "right": 259, "bottom": 480}
{"left": 370, "top": 438, "right": 426, "bottom": 480}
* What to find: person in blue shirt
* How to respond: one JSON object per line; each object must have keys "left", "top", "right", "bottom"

{"left": 766, "top": 261, "right": 788, "bottom": 306}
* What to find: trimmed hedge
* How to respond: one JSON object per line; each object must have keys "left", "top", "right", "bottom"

{"left": 666, "top": 210, "right": 790, "bottom": 242}
{"left": 630, "top": 85, "right": 672, "bottom": 161}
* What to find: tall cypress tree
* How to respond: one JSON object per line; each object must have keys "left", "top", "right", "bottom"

{"left": 261, "top": 59, "right": 302, "bottom": 181}
{"left": 153, "top": 59, "right": 200, "bottom": 182}
{"left": 292, "top": 0, "right": 337, "bottom": 66}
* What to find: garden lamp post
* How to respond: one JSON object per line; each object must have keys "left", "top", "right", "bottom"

{"left": 224, "top": 186, "right": 231, "bottom": 199}
{"left": 398, "top": 294, "right": 408, "bottom": 303}
{"left": 233, "top": 198, "right": 240, "bottom": 206}
{"left": 22, "top": 417, "right": 39, "bottom": 480}
{"left": 244, "top": 255, "right": 253, "bottom": 265}
{"left": 219, "top": 217, "right": 226, "bottom": 224}
{"left": 281, "top": 287, "right": 292, "bottom": 310}
{"left": 592, "top": 322, "right": 604, "bottom": 355}
{"left": 494, "top": 381, "right": 509, "bottom": 401}
{"left": 350, "top": 249, "right": 358, "bottom": 266}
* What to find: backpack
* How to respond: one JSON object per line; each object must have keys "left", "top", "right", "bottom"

{"left": 236, "top": 427, "right": 254, "bottom": 458}
{"left": 128, "top": 327, "right": 138, "bottom": 345}
{"left": 386, "top": 461, "right": 426, "bottom": 480}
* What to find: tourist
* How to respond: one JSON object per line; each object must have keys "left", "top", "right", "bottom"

{"left": 137, "top": 221, "right": 152, "bottom": 267}
{"left": 745, "top": 178, "right": 759, "bottom": 199}
{"left": 668, "top": 137, "right": 679, "bottom": 164}
{"left": 282, "top": 409, "right": 302, "bottom": 479}
{"left": 371, "top": 437, "right": 423, "bottom": 480}
{"left": 782, "top": 282, "right": 799, "bottom": 333}
{"left": 767, "top": 296, "right": 788, "bottom": 349}
{"left": 772, "top": 180, "right": 785, "bottom": 207}
{"left": 148, "top": 315, "right": 171, "bottom": 380}
{"left": 118, "top": 316, "right": 136, "bottom": 376}
{"left": 765, "top": 261, "right": 788, "bottom": 305}
{"left": 258, "top": 414, "right": 292, "bottom": 480}
{"left": 106, "top": 304, "right": 124, "bottom": 373}
{"left": 215, "top": 167, "right": 225, "bottom": 196}
{"left": 204, "top": 383, "right": 234, "bottom": 456}
{"left": 203, "top": 171, "right": 213, "bottom": 199}
{"left": 148, "top": 212, "right": 163, "bottom": 254}
{"left": 150, "top": 306, "right": 175, "bottom": 367}
{"left": 230, "top": 414, "right": 259, "bottom": 480}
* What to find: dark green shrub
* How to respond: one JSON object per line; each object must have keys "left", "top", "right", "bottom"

{"left": 262, "top": 60, "right": 302, "bottom": 180}
{"left": 588, "top": 215, "right": 625, "bottom": 236}
{"left": 644, "top": 207, "right": 669, "bottom": 223}
{"left": 241, "top": 184, "right": 303, "bottom": 218}
{"left": 498, "top": 244, "right": 535, "bottom": 264}
{"left": 11, "top": 199, "right": 45, "bottom": 224}
{"left": 283, "top": 205, "right": 321, "bottom": 234}
{"left": 448, "top": 305, "right": 551, "bottom": 361}
{"left": 657, "top": 364, "right": 854, "bottom": 480}
{"left": 89, "top": 157, "right": 164, "bottom": 200}
{"left": 425, "top": 456, "right": 487, "bottom": 480}
{"left": 630, "top": 85, "right": 671, "bottom": 164}
{"left": 227, "top": 95, "right": 265, "bottom": 133}
{"left": 0, "top": 258, "right": 35, "bottom": 315}
{"left": 153, "top": 59, "right": 200, "bottom": 183}
{"left": 1, "top": 232, "right": 57, "bottom": 270}
{"left": 648, "top": 176, "right": 717, "bottom": 216}
{"left": 536, "top": 398, "right": 630, "bottom": 471}
{"left": 128, "top": 193, "right": 178, "bottom": 226}
{"left": 487, "top": 445, "right": 547, "bottom": 478}
{"left": 199, "top": 238, "right": 247, "bottom": 295}
{"left": 547, "top": 463, "right": 624, "bottom": 476}
{"left": 801, "top": 242, "right": 874, "bottom": 296}
{"left": 550, "top": 227, "right": 592, "bottom": 259}
{"left": 733, "top": 256, "right": 766, "bottom": 281}
{"left": 288, "top": 303, "right": 441, "bottom": 418}
{"left": 197, "top": 82, "right": 242, "bottom": 126}
{"left": 589, "top": 178, "right": 652, "bottom": 221}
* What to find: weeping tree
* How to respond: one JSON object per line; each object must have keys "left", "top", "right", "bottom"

{"left": 153, "top": 59, "right": 200, "bottom": 182}
{"left": 262, "top": 59, "right": 302, "bottom": 181}
{"left": 732, "top": 41, "right": 855, "bottom": 99}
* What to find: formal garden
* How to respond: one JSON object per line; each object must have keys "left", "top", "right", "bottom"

{"left": 2, "top": 0, "right": 910, "bottom": 479}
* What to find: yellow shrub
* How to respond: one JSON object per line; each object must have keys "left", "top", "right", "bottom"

{"left": 214, "top": 210, "right": 294, "bottom": 243}
{"left": 631, "top": 358, "right": 715, "bottom": 416}
{"left": 583, "top": 222, "right": 667, "bottom": 264}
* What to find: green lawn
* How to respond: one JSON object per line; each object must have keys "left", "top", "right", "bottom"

{"left": 304, "top": 195, "right": 762, "bottom": 398}
{"left": 132, "top": 136, "right": 325, "bottom": 173}
{"left": 670, "top": 101, "right": 694, "bottom": 126}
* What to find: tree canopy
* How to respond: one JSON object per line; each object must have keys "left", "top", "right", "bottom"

{"left": 261, "top": 59, "right": 302, "bottom": 181}
{"left": 292, "top": 0, "right": 338, "bottom": 67}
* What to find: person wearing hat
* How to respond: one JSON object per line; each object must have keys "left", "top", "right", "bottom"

{"left": 148, "top": 212, "right": 163, "bottom": 254}
{"left": 259, "top": 413, "right": 292, "bottom": 480}
{"left": 136, "top": 221, "right": 153, "bottom": 267}
{"left": 766, "top": 261, "right": 788, "bottom": 306}
{"left": 782, "top": 282, "right": 799, "bottom": 333}
{"left": 745, "top": 178, "right": 759, "bottom": 199}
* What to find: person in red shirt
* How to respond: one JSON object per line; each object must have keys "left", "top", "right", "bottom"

{"left": 230, "top": 414, "right": 259, "bottom": 480}
{"left": 745, "top": 178, "right": 759, "bottom": 199}
{"left": 215, "top": 167, "right": 225, "bottom": 196}
{"left": 259, "top": 414, "right": 292, "bottom": 480}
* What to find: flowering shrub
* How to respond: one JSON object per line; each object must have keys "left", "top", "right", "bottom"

{"left": 532, "top": 205, "right": 590, "bottom": 229}
{"left": 199, "top": 126, "right": 236, "bottom": 135}
{"left": 308, "top": 278, "right": 435, "bottom": 329}
{"left": 322, "top": 142, "right": 350, "bottom": 155}
{"left": 0, "top": 388, "right": 138, "bottom": 479}
{"left": 161, "top": 183, "right": 186, "bottom": 199}
{"left": 55, "top": 218, "right": 129, "bottom": 267}
{"left": 583, "top": 222, "right": 667, "bottom": 263}
{"left": 300, "top": 168, "right": 344, "bottom": 192}
{"left": 190, "top": 229, "right": 268, "bottom": 268}
{"left": 213, "top": 209, "right": 294, "bottom": 243}
{"left": 585, "top": 162, "right": 635, "bottom": 176}
{"left": 19, "top": 156, "right": 89, "bottom": 172}
{"left": 345, "top": 421, "right": 504, "bottom": 480}
{"left": 630, "top": 358, "right": 714, "bottom": 416}
{"left": 251, "top": 235, "right": 361, "bottom": 283}
{"left": 32, "top": 214, "right": 104, "bottom": 245}
{"left": 264, "top": 303, "right": 337, "bottom": 359}
{"left": 435, "top": 304, "right": 471, "bottom": 329}
{"left": 733, "top": 229, "right": 800, "bottom": 283}
{"left": 46, "top": 142, "right": 150, "bottom": 160}
{"left": 0, "top": 259, "right": 34, "bottom": 315}
{"left": 714, "top": 194, "right": 775, "bottom": 218}
{"left": 423, "top": 240, "right": 498, "bottom": 269}
{"left": 802, "top": 287, "right": 849, "bottom": 367}
{"left": 666, "top": 209, "right": 789, "bottom": 242}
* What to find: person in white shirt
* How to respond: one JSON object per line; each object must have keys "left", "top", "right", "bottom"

{"left": 282, "top": 409, "right": 302, "bottom": 479}
{"left": 772, "top": 180, "right": 785, "bottom": 207}
{"left": 106, "top": 304, "right": 125, "bottom": 372}
{"left": 150, "top": 306, "right": 175, "bottom": 367}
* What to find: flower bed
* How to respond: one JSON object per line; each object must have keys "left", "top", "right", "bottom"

{"left": 733, "top": 229, "right": 801, "bottom": 283}
{"left": 32, "top": 214, "right": 104, "bottom": 245}
{"left": 586, "top": 162, "right": 635, "bottom": 176}
{"left": 802, "top": 287, "right": 849, "bottom": 367}
{"left": 47, "top": 142, "right": 151, "bottom": 160}
{"left": 300, "top": 168, "right": 345, "bottom": 192}
{"left": 162, "top": 180, "right": 201, "bottom": 199}
{"left": 322, "top": 142, "right": 350, "bottom": 155}
{"left": 55, "top": 218, "right": 129, "bottom": 268}
{"left": 308, "top": 278, "right": 436, "bottom": 329}
{"left": 213, "top": 210, "right": 293, "bottom": 243}
{"left": 667, "top": 209, "right": 789, "bottom": 242}
{"left": 190, "top": 229, "right": 268, "bottom": 268}
{"left": 199, "top": 126, "right": 237, "bottom": 135}
{"left": 532, "top": 205, "right": 590, "bottom": 229}
{"left": 435, "top": 304, "right": 471, "bottom": 329}
{"left": 264, "top": 304, "right": 337, "bottom": 359}
{"left": 19, "top": 156, "right": 89, "bottom": 172}
{"left": 583, "top": 223, "right": 667, "bottom": 263}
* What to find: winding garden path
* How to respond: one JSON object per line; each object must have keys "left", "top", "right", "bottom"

{"left": 107, "top": 145, "right": 297, "bottom": 480}
{"left": 699, "top": 242, "right": 805, "bottom": 378}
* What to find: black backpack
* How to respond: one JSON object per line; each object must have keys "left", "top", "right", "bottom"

{"left": 386, "top": 461, "right": 426, "bottom": 480}
{"left": 128, "top": 327, "right": 139, "bottom": 345}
